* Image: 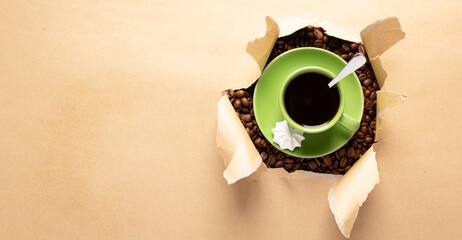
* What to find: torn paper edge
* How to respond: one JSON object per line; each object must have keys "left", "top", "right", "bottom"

{"left": 217, "top": 16, "right": 406, "bottom": 237}
{"left": 328, "top": 147, "right": 379, "bottom": 238}
{"left": 217, "top": 94, "right": 264, "bottom": 184}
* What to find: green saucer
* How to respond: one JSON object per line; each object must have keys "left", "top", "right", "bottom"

{"left": 253, "top": 47, "right": 364, "bottom": 158}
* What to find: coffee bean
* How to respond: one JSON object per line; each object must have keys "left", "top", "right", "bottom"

{"left": 360, "top": 126, "right": 368, "bottom": 134}
{"left": 345, "top": 165, "right": 351, "bottom": 171}
{"left": 341, "top": 54, "right": 348, "bottom": 60}
{"left": 243, "top": 114, "right": 252, "bottom": 122}
{"left": 274, "top": 160, "right": 284, "bottom": 168}
{"left": 245, "top": 122, "right": 253, "bottom": 128}
{"left": 368, "top": 127, "right": 374, "bottom": 136}
{"left": 267, "top": 155, "right": 277, "bottom": 165}
{"left": 245, "top": 127, "right": 252, "bottom": 137}
{"left": 261, "top": 151, "right": 268, "bottom": 160}
{"left": 347, "top": 147, "right": 355, "bottom": 158}
{"left": 254, "top": 137, "right": 263, "bottom": 148}
{"left": 350, "top": 42, "right": 359, "bottom": 51}
{"left": 358, "top": 44, "right": 365, "bottom": 54}
{"left": 314, "top": 29, "right": 323, "bottom": 39}
{"left": 235, "top": 90, "right": 245, "bottom": 98}
{"left": 233, "top": 99, "right": 241, "bottom": 109}
{"left": 333, "top": 160, "right": 339, "bottom": 169}
{"left": 307, "top": 32, "right": 314, "bottom": 39}
{"left": 276, "top": 152, "right": 284, "bottom": 160}
{"left": 339, "top": 148, "right": 346, "bottom": 157}
{"left": 356, "top": 131, "right": 365, "bottom": 138}
{"left": 370, "top": 121, "right": 376, "bottom": 129}
{"left": 363, "top": 78, "right": 372, "bottom": 87}
{"left": 322, "top": 35, "right": 329, "bottom": 43}
{"left": 365, "top": 136, "right": 374, "bottom": 144}
{"left": 314, "top": 158, "right": 321, "bottom": 167}
{"left": 365, "top": 115, "right": 372, "bottom": 123}
{"left": 369, "top": 91, "right": 377, "bottom": 100}
{"left": 314, "top": 39, "right": 323, "bottom": 47}
{"left": 293, "top": 163, "right": 301, "bottom": 171}
{"left": 308, "top": 161, "right": 317, "bottom": 170}
{"left": 284, "top": 158, "right": 294, "bottom": 164}
{"left": 323, "top": 156, "right": 332, "bottom": 166}
{"left": 359, "top": 73, "right": 367, "bottom": 81}
{"left": 307, "top": 25, "right": 314, "bottom": 31}
{"left": 241, "top": 107, "right": 250, "bottom": 113}
{"left": 342, "top": 43, "right": 350, "bottom": 52}
{"left": 364, "top": 89, "right": 371, "bottom": 98}
{"left": 365, "top": 100, "right": 373, "bottom": 110}
{"left": 241, "top": 97, "right": 250, "bottom": 107}
{"left": 340, "top": 158, "right": 347, "bottom": 168}
{"left": 284, "top": 163, "right": 294, "bottom": 171}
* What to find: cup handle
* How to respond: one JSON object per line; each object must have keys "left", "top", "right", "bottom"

{"left": 338, "top": 113, "right": 359, "bottom": 133}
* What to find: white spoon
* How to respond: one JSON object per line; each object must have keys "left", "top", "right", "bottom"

{"left": 328, "top": 53, "right": 367, "bottom": 88}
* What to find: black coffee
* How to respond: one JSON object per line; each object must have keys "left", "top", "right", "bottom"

{"left": 284, "top": 72, "right": 339, "bottom": 126}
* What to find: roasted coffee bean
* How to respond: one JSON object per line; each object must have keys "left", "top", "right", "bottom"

{"left": 339, "top": 148, "right": 346, "bottom": 157}
{"left": 314, "top": 29, "right": 324, "bottom": 39}
{"left": 276, "top": 152, "right": 285, "bottom": 160}
{"left": 370, "top": 121, "right": 376, "bottom": 129}
{"left": 365, "top": 136, "right": 374, "bottom": 144}
{"left": 307, "top": 32, "right": 314, "bottom": 39}
{"left": 350, "top": 42, "right": 359, "bottom": 51}
{"left": 242, "top": 114, "right": 252, "bottom": 122}
{"left": 333, "top": 160, "right": 339, "bottom": 169}
{"left": 356, "top": 131, "right": 365, "bottom": 138}
{"left": 235, "top": 90, "right": 245, "bottom": 98}
{"left": 359, "top": 73, "right": 367, "bottom": 81}
{"left": 284, "top": 163, "right": 294, "bottom": 171}
{"left": 274, "top": 160, "right": 285, "bottom": 168}
{"left": 253, "top": 138, "right": 263, "bottom": 148}
{"left": 293, "top": 163, "right": 301, "bottom": 171}
{"left": 322, "top": 35, "right": 329, "bottom": 43}
{"left": 284, "top": 158, "right": 294, "bottom": 164}
{"left": 308, "top": 161, "right": 317, "bottom": 170}
{"left": 245, "top": 127, "right": 252, "bottom": 137}
{"left": 241, "top": 107, "right": 250, "bottom": 113}
{"left": 314, "top": 158, "right": 321, "bottom": 167}
{"left": 267, "top": 155, "right": 277, "bottom": 165}
{"left": 341, "top": 54, "right": 348, "bottom": 60}
{"left": 347, "top": 147, "right": 355, "bottom": 158}
{"left": 245, "top": 122, "right": 253, "bottom": 128}
{"left": 314, "top": 39, "right": 323, "bottom": 47}
{"left": 340, "top": 158, "right": 348, "bottom": 168}
{"left": 368, "top": 127, "right": 374, "bottom": 136}
{"left": 342, "top": 43, "right": 351, "bottom": 52}
{"left": 241, "top": 97, "right": 250, "bottom": 107}
{"left": 323, "top": 156, "right": 332, "bottom": 166}
{"left": 233, "top": 99, "right": 241, "bottom": 109}
{"left": 365, "top": 115, "right": 372, "bottom": 123}
{"left": 261, "top": 151, "right": 268, "bottom": 160}
{"left": 307, "top": 25, "right": 314, "bottom": 31}
{"left": 360, "top": 126, "right": 368, "bottom": 134}
{"left": 367, "top": 100, "right": 376, "bottom": 110}
{"left": 361, "top": 122, "right": 368, "bottom": 127}
{"left": 364, "top": 89, "right": 371, "bottom": 98}
{"left": 363, "top": 78, "right": 372, "bottom": 87}
{"left": 370, "top": 91, "right": 377, "bottom": 100}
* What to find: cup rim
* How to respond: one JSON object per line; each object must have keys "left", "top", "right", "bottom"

{"left": 279, "top": 66, "right": 346, "bottom": 134}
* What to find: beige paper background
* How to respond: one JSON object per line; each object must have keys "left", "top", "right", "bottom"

{"left": 1, "top": 1, "right": 461, "bottom": 239}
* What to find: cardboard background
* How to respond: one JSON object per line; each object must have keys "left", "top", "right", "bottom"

{"left": 1, "top": 1, "right": 461, "bottom": 239}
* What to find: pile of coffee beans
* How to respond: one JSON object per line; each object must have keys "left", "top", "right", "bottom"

{"left": 226, "top": 26, "right": 378, "bottom": 175}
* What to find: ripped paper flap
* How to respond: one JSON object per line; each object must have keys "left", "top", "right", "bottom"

{"left": 216, "top": 16, "right": 405, "bottom": 237}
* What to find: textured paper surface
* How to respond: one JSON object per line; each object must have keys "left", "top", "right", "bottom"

{"left": 1, "top": 1, "right": 462, "bottom": 240}
{"left": 217, "top": 16, "right": 405, "bottom": 237}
